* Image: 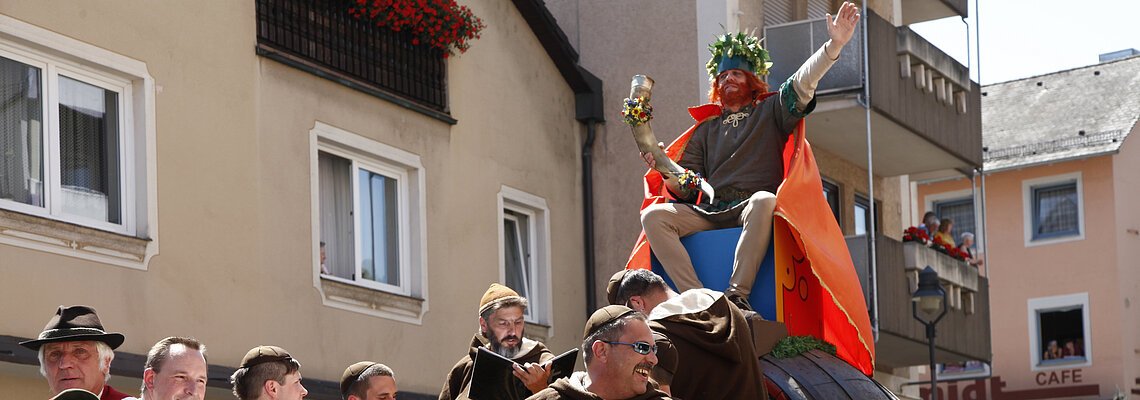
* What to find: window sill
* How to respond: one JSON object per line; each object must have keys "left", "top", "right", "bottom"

{"left": 0, "top": 208, "right": 151, "bottom": 269}
{"left": 318, "top": 276, "right": 426, "bottom": 324}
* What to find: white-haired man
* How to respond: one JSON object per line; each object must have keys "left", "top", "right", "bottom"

{"left": 21, "top": 305, "right": 136, "bottom": 400}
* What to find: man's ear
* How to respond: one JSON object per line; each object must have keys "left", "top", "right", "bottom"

{"left": 264, "top": 379, "right": 278, "bottom": 398}
{"left": 478, "top": 317, "right": 489, "bottom": 336}
{"left": 628, "top": 296, "right": 644, "bottom": 313}
{"left": 590, "top": 340, "right": 608, "bottom": 363}
{"left": 142, "top": 368, "right": 156, "bottom": 391}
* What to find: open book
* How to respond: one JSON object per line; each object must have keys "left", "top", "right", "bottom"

{"left": 469, "top": 347, "right": 579, "bottom": 400}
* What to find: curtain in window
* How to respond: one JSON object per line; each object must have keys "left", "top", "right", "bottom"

{"left": 319, "top": 152, "right": 355, "bottom": 279}
{"left": 58, "top": 75, "right": 120, "bottom": 223}
{"left": 0, "top": 56, "right": 44, "bottom": 207}
{"left": 1035, "top": 184, "right": 1078, "bottom": 237}
{"left": 935, "top": 199, "right": 975, "bottom": 244}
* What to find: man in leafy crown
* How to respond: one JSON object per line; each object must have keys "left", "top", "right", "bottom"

{"left": 634, "top": 2, "right": 861, "bottom": 311}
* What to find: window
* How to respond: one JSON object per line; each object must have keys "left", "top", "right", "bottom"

{"left": 310, "top": 122, "right": 426, "bottom": 322}
{"left": 499, "top": 186, "right": 551, "bottom": 325}
{"left": 934, "top": 197, "right": 975, "bottom": 244}
{"left": 1027, "top": 293, "right": 1091, "bottom": 370}
{"left": 0, "top": 14, "right": 156, "bottom": 269}
{"left": 821, "top": 179, "right": 840, "bottom": 225}
{"left": 1023, "top": 173, "right": 1083, "bottom": 246}
{"left": 853, "top": 194, "right": 880, "bottom": 235}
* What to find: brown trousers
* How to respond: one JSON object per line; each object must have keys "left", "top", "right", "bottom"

{"left": 640, "top": 191, "right": 776, "bottom": 295}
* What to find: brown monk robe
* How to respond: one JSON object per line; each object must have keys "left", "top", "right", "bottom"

{"left": 648, "top": 289, "right": 766, "bottom": 400}
{"left": 440, "top": 334, "right": 554, "bottom": 400}
{"left": 526, "top": 373, "right": 673, "bottom": 400}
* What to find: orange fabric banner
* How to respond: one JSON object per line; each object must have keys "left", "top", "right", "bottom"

{"left": 623, "top": 101, "right": 875, "bottom": 375}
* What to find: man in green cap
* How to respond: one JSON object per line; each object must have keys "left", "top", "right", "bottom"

{"left": 638, "top": 2, "right": 862, "bottom": 311}
{"left": 440, "top": 283, "right": 554, "bottom": 400}
{"left": 526, "top": 305, "right": 673, "bottom": 400}
{"left": 229, "top": 345, "right": 307, "bottom": 400}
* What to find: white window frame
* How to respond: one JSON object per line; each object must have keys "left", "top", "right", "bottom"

{"left": 309, "top": 122, "right": 427, "bottom": 323}
{"left": 0, "top": 14, "right": 157, "bottom": 269}
{"left": 497, "top": 186, "right": 552, "bottom": 326}
{"left": 1022, "top": 172, "right": 1084, "bottom": 247}
{"left": 1026, "top": 292, "right": 1092, "bottom": 371}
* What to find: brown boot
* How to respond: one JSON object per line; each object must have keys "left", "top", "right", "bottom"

{"left": 725, "top": 285, "right": 754, "bottom": 312}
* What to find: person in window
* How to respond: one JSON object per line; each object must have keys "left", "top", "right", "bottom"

{"left": 1043, "top": 340, "right": 1062, "bottom": 360}
{"left": 920, "top": 212, "right": 940, "bottom": 238}
{"left": 607, "top": 269, "right": 769, "bottom": 400}
{"left": 526, "top": 306, "right": 673, "bottom": 400}
{"left": 340, "top": 361, "right": 398, "bottom": 400}
{"left": 958, "top": 232, "right": 984, "bottom": 268}
{"left": 319, "top": 241, "right": 330, "bottom": 275}
{"left": 440, "top": 284, "right": 554, "bottom": 400}
{"left": 20, "top": 305, "right": 137, "bottom": 400}
{"left": 636, "top": 2, "right": 861, "bottom": 311}
{"left": 934, "top": 218, "right": 955, "bottom": 247}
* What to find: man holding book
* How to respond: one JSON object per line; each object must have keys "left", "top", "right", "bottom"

{"left": 440, "top": 284, "right": 554, "bottom": 400}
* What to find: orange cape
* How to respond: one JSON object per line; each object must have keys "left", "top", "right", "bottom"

{"left": 623, "top": 97, "right": 875, "bottom": 375}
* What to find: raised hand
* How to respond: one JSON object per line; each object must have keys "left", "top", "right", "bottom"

{"left": 826, "top": 2, "right": 861, "bottom": 49}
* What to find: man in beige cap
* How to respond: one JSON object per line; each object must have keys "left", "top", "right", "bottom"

{"left": 607, "top": 269, "right": 769, "bottom": 400}
{"left": 21, "top": 305, "right": 135, "bottom": 400}
{"left": 340, "top": 362, "right": 397, "bottom": 400}
{"left": 230, "top": 346, "right": 307, "bottom": 400}
{"left": 440, "top": 283, "right": 554, "bottom": 400}
{"left": 527, "top": 305, "right": 672, "bottom": 400}
{"left": 139, "top": 337, "right": 208, "bottom": 400}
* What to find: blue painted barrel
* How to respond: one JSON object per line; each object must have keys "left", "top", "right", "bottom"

{"left": 649, "top": 227, "right": 777, "bottom": 320}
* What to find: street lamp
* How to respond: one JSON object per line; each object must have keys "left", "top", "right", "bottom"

{"left": 912, "top": 266, "right": 948, "bottom": 400}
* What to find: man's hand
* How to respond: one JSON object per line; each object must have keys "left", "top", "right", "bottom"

{"left": 641, "top": 142, "right": 665, "bottom": 170}
{"left": 513, "top": 362, "right": 552, "bottom": 393}
{"left": 826, "top": 2, "right": 861, "bottom": 50}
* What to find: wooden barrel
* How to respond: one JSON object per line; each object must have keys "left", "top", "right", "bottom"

{"left": 761, "top": 350, "right": 899, "bottom": 399}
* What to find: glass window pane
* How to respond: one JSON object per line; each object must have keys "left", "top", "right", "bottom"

{"left": 0, "top": 56, "right": 44, "bottom": 208}
{"left": 1034, "top": 184, "right": 1078, "bottom": 238}
{"left": 359, "top": 168, "right": 399, "bottom": 285}
{"left": 935, "top": 199, "right": 975, "bottom": 244}
{"left": 58, "top": 75, "right": 120, "bottom": 223}
{"left": 503, "top": 212, "right": 531, "bottom": 303}
{"left": 318, "top": 151, "right": 354, "bottom": 279}
{"left": 854, "top": 199, "right": 868, "bottom": 236}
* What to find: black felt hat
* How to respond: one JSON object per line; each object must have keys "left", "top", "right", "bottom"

{"left": 50, "top": 388, "right": 100, "bottom": 400}
{"left": 19, "top": 305, "right": 125, "bottom": 350}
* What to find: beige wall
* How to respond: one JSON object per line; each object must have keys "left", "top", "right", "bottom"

{"left": 918, "top": 154, "right": 1132, "bottom": 395}
{"left": 1111, "top": 127, "right": 1140, "bottom": 392}
{"left": 0, "top": 0, "right": 586, "bottom": 397}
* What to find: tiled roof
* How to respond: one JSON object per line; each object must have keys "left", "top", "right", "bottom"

{"left": 981, "top": 55, "right": 1140, "bottom": 171}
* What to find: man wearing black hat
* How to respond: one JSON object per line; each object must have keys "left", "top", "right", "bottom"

{"left": 607, "top": 269, "right": 770, "bottom": 400}
{"left": 526, "top": 305, "right": 672, "bottom": 400}
{"left": 230, "top": 345, "right": 307, "bottom": 400}
{"left": 340, "top": 361, "right": 397, "bottom": 400}
{"left": 440, "top": 283, "right": 554, "bottom": 400}
{"left": 21, "top": 305, "right": 136, "bottom": 400}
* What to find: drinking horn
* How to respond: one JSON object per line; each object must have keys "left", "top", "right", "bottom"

{"left": 628, "top": 75, "right": 715, "bottom": 203}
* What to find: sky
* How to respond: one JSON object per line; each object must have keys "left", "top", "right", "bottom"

{"left": 909, "top": 0, "right": 1140, "bottom": 85}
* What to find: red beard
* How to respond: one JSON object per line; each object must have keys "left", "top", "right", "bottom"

{"left": 719, "top": 84, "right": 754, "bottom": 109}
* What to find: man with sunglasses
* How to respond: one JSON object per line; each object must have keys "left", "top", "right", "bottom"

{"left": 440, "top": 283, "right": 554, "bottom": 400}
{"left": 527, "top": 305, "right": 673, "bottom": 400}
{"left": 607, "top": 269, "right": 767, "bottom": 399}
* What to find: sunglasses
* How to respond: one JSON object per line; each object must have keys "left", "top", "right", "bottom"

{"left": 602, "top": 341, "right": 657, "bottom": 355}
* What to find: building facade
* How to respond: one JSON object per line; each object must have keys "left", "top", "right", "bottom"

{"left": 917, "top": 54, "right": 1140, "bottom": 399}
{"left": 0, "top": 1, "right": 599, "bottom": 398}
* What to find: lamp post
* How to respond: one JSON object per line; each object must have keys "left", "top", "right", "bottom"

{"left": 912, "top": 266, "right": 948, "bottom": 400}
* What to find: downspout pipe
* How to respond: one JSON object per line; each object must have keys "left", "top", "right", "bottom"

{"left": 858, "top": 0, "right": 880, "bottom": 343}
{"left": 575, "top": 68, "right": 605, "bottom": 315}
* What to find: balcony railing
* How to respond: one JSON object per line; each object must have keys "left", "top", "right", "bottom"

{"left": 255, "top": 0, "right": 449, "bottom": 115}
{"left": 847, "top": 235, "right": 991, "bottom": 369}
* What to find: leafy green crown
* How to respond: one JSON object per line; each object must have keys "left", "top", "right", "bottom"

{"left": 705, "top": 31, "right": 773, "bottom": 79}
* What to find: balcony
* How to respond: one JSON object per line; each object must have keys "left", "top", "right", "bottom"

{"left": 902, "top": 0, "right": 968, "bottom": 25}
{"left": 847, "top": 236, "right": 991, "bottom": 370}
{"left": 764, "top": 10, "right": 982, "bottom": 177}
